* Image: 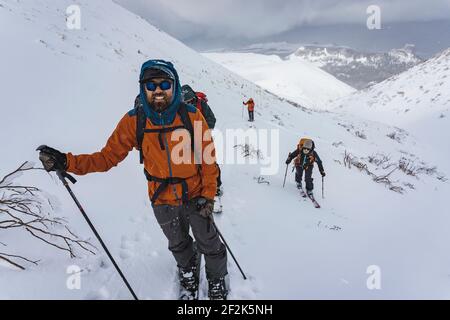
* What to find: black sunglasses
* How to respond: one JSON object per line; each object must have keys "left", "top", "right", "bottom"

{"left": 144, "top": 80, "right": 172, "bottom": 92}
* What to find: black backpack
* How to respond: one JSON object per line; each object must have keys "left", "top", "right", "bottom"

{"left": 134, "top": 95, "right": 195, "bottom": 164}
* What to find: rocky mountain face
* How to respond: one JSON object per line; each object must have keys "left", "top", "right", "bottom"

{"left": 291, "top": 44, "right": 423, "bottom": 89}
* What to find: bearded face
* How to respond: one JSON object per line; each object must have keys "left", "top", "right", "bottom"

{"left": 144, "top": 78, "right": 174, "bottom": 112}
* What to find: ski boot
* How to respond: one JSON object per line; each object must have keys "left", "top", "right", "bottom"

{"left": 178, "top": 253, "right": 200, "bottom": 300}
{"left": 296, "top": 182, "right": 302, "bottom": 190}
{"left": 307, "top": 189, "right": 314, "bottom": 197}
{"left": 208, "top": 277, "right": 228, "bottom": 300}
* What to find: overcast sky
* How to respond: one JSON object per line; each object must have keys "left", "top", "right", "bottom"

{"left": 116, "top": 0, "right": 450, "bottom": 55}
{"left": 118, "top": 0, "right": 450, "bottom": 37}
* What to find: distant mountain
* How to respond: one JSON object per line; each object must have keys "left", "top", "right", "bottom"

{"left": 203, "top": 52, "right": 355, "bottom": 109}
{"left": 211, "top": 42, "right": 423, "bottom": 89}
{"left": 206, "top": 42, "right": 301, "bottom": 57}
{"left": 291, "top": 44, "right": 423, "bottom": 89}
{"left": 330, "top": 48, "right": 450, "bottom": 154}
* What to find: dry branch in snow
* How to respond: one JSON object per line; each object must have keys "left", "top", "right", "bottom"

{"left": 0, "top": 162, "right": 96, "bottom": 270}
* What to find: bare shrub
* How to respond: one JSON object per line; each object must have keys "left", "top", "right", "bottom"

{"left": 234, "top": 144, "right": 264, "bottom": 160}
{"left": 342, "top": 151, "right": 404, "bottom": 194}
{"left": 0, "top": 162, "right": 95, "bottom": 270}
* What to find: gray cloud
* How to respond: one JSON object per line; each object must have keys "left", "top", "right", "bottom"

{"left": 116, "top": 0, "right": 450, "bottom": 40}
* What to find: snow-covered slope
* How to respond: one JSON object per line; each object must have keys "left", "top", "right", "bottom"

{"left": 330, "top": 48, "right": 450, "bottom": 169}
{"left": 203, "top": 52, "right": 355, "bottom": 110}
{"left": 1, "top": 0, "right": 449, "bottom": 300}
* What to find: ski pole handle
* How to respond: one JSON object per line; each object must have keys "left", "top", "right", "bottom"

{"left": 56, "top": 170, "right": 77, "bottom": 185}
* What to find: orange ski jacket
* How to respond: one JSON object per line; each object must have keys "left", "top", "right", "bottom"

{"left": 243, "top": 98, "right": 255, "bottom": 111}
{"left": 66, "top": 108, "right": 218, "bottom": 206}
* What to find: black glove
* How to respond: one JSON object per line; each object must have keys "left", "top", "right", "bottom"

{"left": 285, "top": 153, "right": 292, "bottom": 165}
{"left": 321, "top": 171, "right": 326, "bottom": 177}
{"left": 37, "top": 145, "right": 67, "bottom": 172}
{"left": 196, "top": 197, "right": 214, "bottom": 218}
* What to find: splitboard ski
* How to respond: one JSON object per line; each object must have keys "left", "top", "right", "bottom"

{"left": 299, "top": 187, "right": 307, "bottom": 198}
{"left": 299, "top": 186, "right": 320, "bottom": 208}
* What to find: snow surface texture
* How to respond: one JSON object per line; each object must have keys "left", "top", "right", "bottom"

{"left": 203, "top": 52, "right": 355, "bottom": 110}
{"left": 1, "top": 0, "right": 449, "bottom": 299}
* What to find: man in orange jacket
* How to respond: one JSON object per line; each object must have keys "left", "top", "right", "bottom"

{"left": 243, "top": 98, "right": 255, "bottom": 122}
{"left": 37, "top": 60, "right": 228, "bottom": 300}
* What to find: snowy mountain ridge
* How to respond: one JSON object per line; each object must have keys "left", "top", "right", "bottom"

{"left": 293, "top": 44, "right": 421, "bottom": 68}
{"left": 212, "top": 42, "right": 423, "bottom": 89}
{"left": 291, "top": 44, "right": 423, "bottom": 89}
{"left": 203, "top": 52, "right": 356, "bottom": 110}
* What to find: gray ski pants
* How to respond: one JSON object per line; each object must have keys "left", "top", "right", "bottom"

{"left": 152, "top": 198, "right": 228, "bottom": 280}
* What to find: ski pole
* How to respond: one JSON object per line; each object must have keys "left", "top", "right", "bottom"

{"left": 241, "top": 105, "right": 244, "bottom": 120}
{"left": 282, "top": 164, "right": 289, "bottom": 188}
{"left": 322, "top": 176, "right": 324, "bottom": 199}
{"left": 211, "top": 218, "right": 247, "bottom": 280}
{"left": 54, "top": 169, "right": 139, "bottom": 300}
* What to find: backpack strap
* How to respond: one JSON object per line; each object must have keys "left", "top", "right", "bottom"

{"left": 177, "top": 103, "right": 195, "bottom": 151}
{"left": 144, "top": 169, "right": 189, "bottom": 204}
{"left": 135, "top": 101, "right": 196, "bottom": 163}
{"left": 138, "top": 104, "right": 198, "bottom": 204}
{"left": 136, "top": 104, "right": 147, "bottom": 164}
{"left": 144, "top": 125, "right": 185, "bottom": 150}
{"left": 196, "top": 98, "right": 203, "bottom": 114}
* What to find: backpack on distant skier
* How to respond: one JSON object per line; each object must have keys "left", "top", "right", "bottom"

{"left": 297, "top": 137, "right": 315, "bottom": 151}
{"left": 133, "top": 95, "right": 195, "bottom": 164}
{"left": 294, "top": 137, "right": 316, "bottom": 167}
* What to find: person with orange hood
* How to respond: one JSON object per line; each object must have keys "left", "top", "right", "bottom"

{"left": 37, "top": 59, "right": 228, "bottom": 300}
{"left": 243, "top": 98, "right": 255, "bottom": 122}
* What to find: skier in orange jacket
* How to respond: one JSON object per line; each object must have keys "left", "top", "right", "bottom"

{"left": 37, "top": 59, "right": 228, "bottom": 300}
{"left": 243, "top": 98, "right": 255, "bottom": 122}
